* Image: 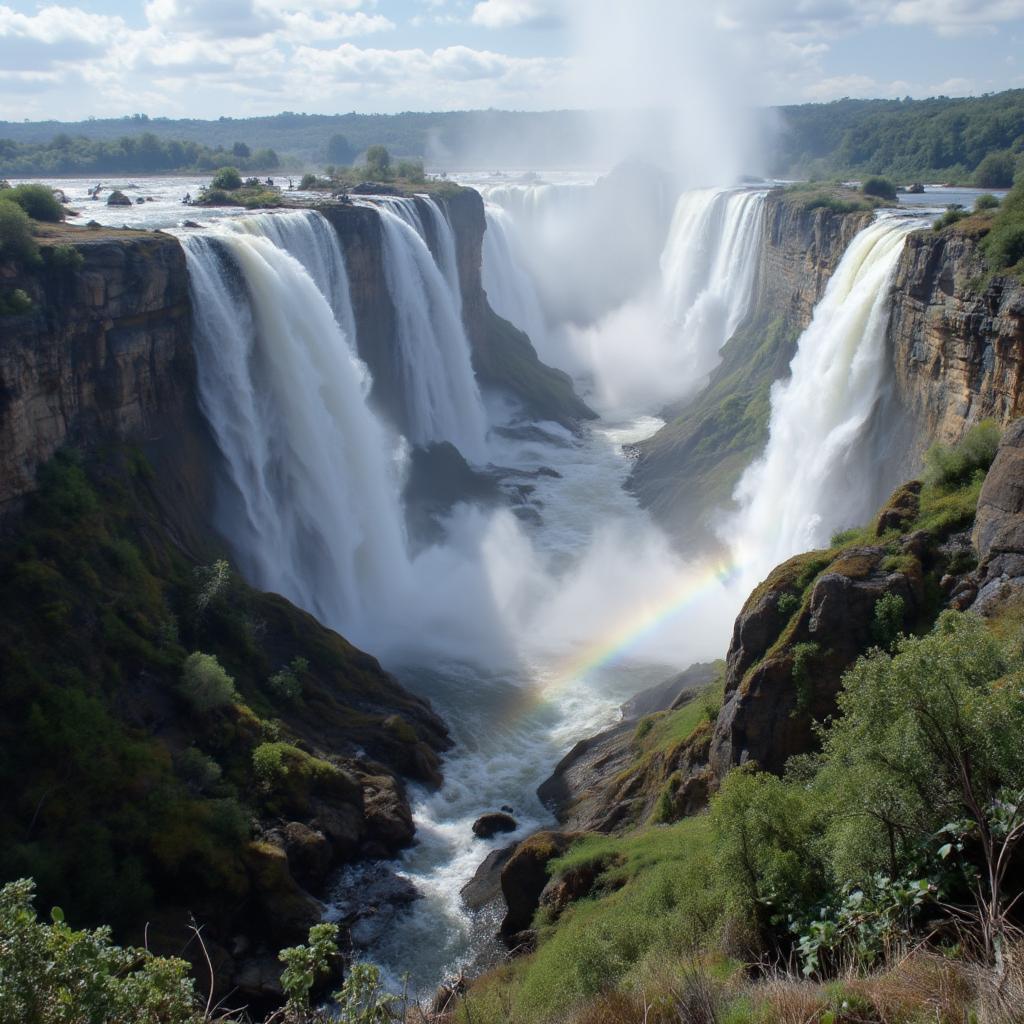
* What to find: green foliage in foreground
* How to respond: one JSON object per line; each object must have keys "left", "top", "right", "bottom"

{"left": 461, "top": 611, "right": 1024, "bottom": 1024}
{"left": 923, "top": 419, "right": 1000, "bottom": 489}
{"left": 0, "top": 879, "right": 200, "bottom": 1024}
{"left": 0, "top": 882, "right": 399, "bottom": 1024}
{"left": 3, "top": 182, "right": 64, "bottom": 222}
{"left": 0, "top": 197, "right": 40, "bottom": 265}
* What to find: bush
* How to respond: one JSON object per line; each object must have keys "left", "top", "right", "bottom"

{"left": 934, "top": 204, "right": 967, "bottom": 231}
{"left": 5, "top": 182, "right": 64, "bottom": 222}
{"left": 267, "top": 656, "right": 307, "bottom": 704}
{"left": 974, "top": 150, "right": 1016, "bottom": 189}
{"left": 871, "top": 592, "right": 905, "bottom": 651}
{"left": 299, "top": 172, "right": 322, "bottom": 190}
{"left": 975, "top": 193, "right": 1001, "bottom": 212}
{"left": 0, "top": 878, "right": 200, "bottom": 1024}
{"left": 862, "top": 176, "right": 897, "bottom": 201}
{"left": 210, "top": 166, "right": 242, "bottom": 191}
{"left": 45, "top": 243, "right": 84, "bottom": 271}
{"left": 396, "top": 158, "right": 425, "bottom": 183}
{"left": 365, "top": 144, "right": 391, "bottom": 179}
{"left": 173, "top": 747, "right": 222, "bottom": 794}
{"left": 178, "top": 652, "right": 237, "bottom": 713}
{"left": 923, "top": 419, "right": 1000, "bottom": 489}
{"left": 0, "top": 288, "right": 33, "bottom": 316}
{"left": 0, "top": 198, "right": 40, "bottom": 264}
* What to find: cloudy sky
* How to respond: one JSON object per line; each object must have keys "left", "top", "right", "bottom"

{"left": 1, "top": 0, "right": 1023, "bottom": 121}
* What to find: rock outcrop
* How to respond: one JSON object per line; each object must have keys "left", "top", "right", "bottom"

{"left": 0, "top": 227, "right": 193, "bottom": 515}
{"left": 969, "top": 418, "right": 1024, "bottom": 613}
{"left": 889, "top": 226, "right": 1024, "bottom": 453}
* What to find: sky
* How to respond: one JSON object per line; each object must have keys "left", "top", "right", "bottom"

{"left": 1, "top": 0, "right": 1023, "bottom": 121}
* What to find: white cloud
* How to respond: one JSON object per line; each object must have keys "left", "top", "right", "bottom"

{"left": 888, "top": 0, "right": 1024, "bottom": 36}
{"left": 470, "top": 0, "right": 560, "bottom": 29}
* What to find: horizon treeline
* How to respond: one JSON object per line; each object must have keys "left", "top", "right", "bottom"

{"left": 2, "top": 89, "right": 1023, "bottom": 182}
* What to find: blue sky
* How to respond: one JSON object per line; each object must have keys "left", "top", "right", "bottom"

{"left": 0, "top": 0, "right": 1023, "bottom": 121}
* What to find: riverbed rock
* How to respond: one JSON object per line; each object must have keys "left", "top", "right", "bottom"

{"left": 472, "top": 812, "right": 518, "bottom": 838}
{"left": 106, "top": 189, "right": 131, "bottom": 206}
{"left": 461, "top": 843, "right": 517, "bottom": 910}
{"left": 242, "top": 840, "right": 325, "bottom": 945}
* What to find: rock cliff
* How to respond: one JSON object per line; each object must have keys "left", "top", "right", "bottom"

{"left": 889, "top": 224, "right": 1024, "bottom": 451}
{"left": 627, "top": 192, "right": 872, "bottom": 550}
{"left": 0, "top": 226, "right": 194, "bottom": 517}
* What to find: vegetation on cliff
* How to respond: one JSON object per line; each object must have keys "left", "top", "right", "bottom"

{"left": 454, "top": 426, "right": 1024, "bottom": 1024}
{"left": 0, "top": 445, "right": 446, "bottom": 996}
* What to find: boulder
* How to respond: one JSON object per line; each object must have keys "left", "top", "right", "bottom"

{"left": 361, "top": 774, "right": 415, "bottom": 852}
{"left": 499, "top": 831, "right": 579, "bottom": 937}
{"left": 461, "top": 843, "right": 517, "bottom": 910}
{"left": 106, "top": 189, "right": 132, "bottom": 206}
{"left": 472, "top": 812, "right": 517, "bottom": 839}
{"left": 276, "top": 821, "right": 332, "bottom": 889}
{"left": 242, "top": 840, "right": 324, "bottom": 945}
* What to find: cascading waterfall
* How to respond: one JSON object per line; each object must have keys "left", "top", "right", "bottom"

{"left": 376, "top": 195, "right": 462, "bottom": 305}
{"left": 368, "top": 201, "right": 489, "bottom": 462}
{"left": 178, "top": 227, "right": 412, "bottom": 645}
{"left": 226, "top": 209, "right": 359, "bottom": 344}
{"left": 659, "top": 187, "right": 767, "bottom": 380}
{"left": 482, "top": 202, "right": 549, "bottom": 354}
{"left": 730, "top": 213, "right": 928, "bottom": 573}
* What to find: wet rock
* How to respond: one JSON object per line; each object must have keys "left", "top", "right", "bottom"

{"left": 275, "top": 821, "right": 332, "bottom": 890}
{"left": 472, "top": 812, "right": 518, "bottom": 839}
{"left": 310, "top": 799, "right": 365, "bottom": 861}
{"left": 461, "top": 843, "right": 517, "bottom": 910}
{"left": 330, "top": 862, "right": 420, "bottom": 948}
{"left": 106, "top": 189, "right": 131, "bottom": 206}
{"left": 362, "top": 774, "right": 415, "bottom": 851}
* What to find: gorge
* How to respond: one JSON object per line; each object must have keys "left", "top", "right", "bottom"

{"left": 2, "top": 164, "right": 1024, "bottom": 1018}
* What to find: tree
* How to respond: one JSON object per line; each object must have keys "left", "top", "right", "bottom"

{"left": 210, "top": 166, "right": 242, "bottom": 191}
{"left": 974, "top": 150, "right": 1016, "bottom": 188}
{"left": 0, "top": 199, "right": 40, "bottom": 265}
{"left": 810, "top": 612, "right": 1024, "bottom": 963}
{"left": 6, "top": 183, "right": 64, "bottom": 222}
{"left": 326, "top": 133, "right": 355, "bottom": 165}
{"left": 862, "top": 176, "right": 897, "bottom": 201}
{"left": 232, "top": 141, "right": 251, "bottom": 159}
{"left": 365, "top": 145, "right": 391, "bottom": 179}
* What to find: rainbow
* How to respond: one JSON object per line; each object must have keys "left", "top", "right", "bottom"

{"left": 531, "top": 556, "right": 742, "bottom": 704}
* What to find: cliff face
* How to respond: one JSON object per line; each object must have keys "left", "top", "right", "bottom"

{"left": 889, "top": 226, "right": 1024, "bottom": 451}
{"left": 628, "top": 194, "right": 871, "bottom": 550}
{"left": 322, "top": 189, "right": 592, "bottom": 433}
{"left": 0, "top": 228, "right": 193, "bottom": 515}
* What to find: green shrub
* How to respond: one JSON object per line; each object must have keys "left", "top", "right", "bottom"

{"left": 922, "top": 419, "right": 1000, "bottom": 489}
{"left": 0, "top": 878, "right": 201, "bottom": 1024}
{"left": 974, "top": 193, "right": 1001, "bottom": 212}
{"left": 862, "top": 176, "right": 897, "bottom": 201}
{"left": 791, "top": 641, "right": 821, "bottom": 713}
{"left": 178, "top": 651, "right": 237, "bottom": 713}
{"left": 210, "top": 166, "right": 242, "bottom": 191}
{"left": 365, "top": 144, "right": 391, "bottom": 179}
{"left": 299, "top": 172, "right": 322, "bottom": 189}
{"left": 0, "top": 287, "right": 32, "bottom": 316}
{"left": 267, "top": 655, "right": 307, "bottom": 704}
{"left": 6, "top": 183, "right": 64, "bottom": 222}
{"left": 45, "top": 243, "right": 84, "bottom": 271}
{"left": 934, "top": 204, "right": 967, "bottom": 230}
{"left": 396, "top": 158, "right": 425, "bottom": 183}
{"left": 777, "top": 592, "right": 800, "bottom": 618}
{"left": 871, "top": 593, "right": 905, "bottom": 651}
{"left": 982, "top": 174, "right": 1024, "bottom": 272}
{"left": 173, "top": 747, "right": 222, "bottom": 794}
{"left": 0, "top": 198, "right": 40, "bottom": 264}
{"left": 974, "top": 150, "right": 1016, "bottom": 189}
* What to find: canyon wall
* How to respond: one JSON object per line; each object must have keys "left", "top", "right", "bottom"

{"left": 627, "top": 194, "right": 872, "bottom": 550}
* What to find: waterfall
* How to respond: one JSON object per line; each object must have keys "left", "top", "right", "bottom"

{"left": 178, "top": 228, "right": 411, "bottom": 644}
{"left": 482, "top": 202, "right": 549, "bottom": 353}
{"left": 659, "top": 187, "right": 767, "bottom": 380}
{"left": 226, "top": 209, "right": 359, "bottom": 346}
{"left": 376, "top": 195, "right": 462, "bottom": 305}
{"left": 369, "top": 201, "right": 489, "bottom": 462}
{"left": 731, "top": 213, "right": 928, "bottom": 572}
